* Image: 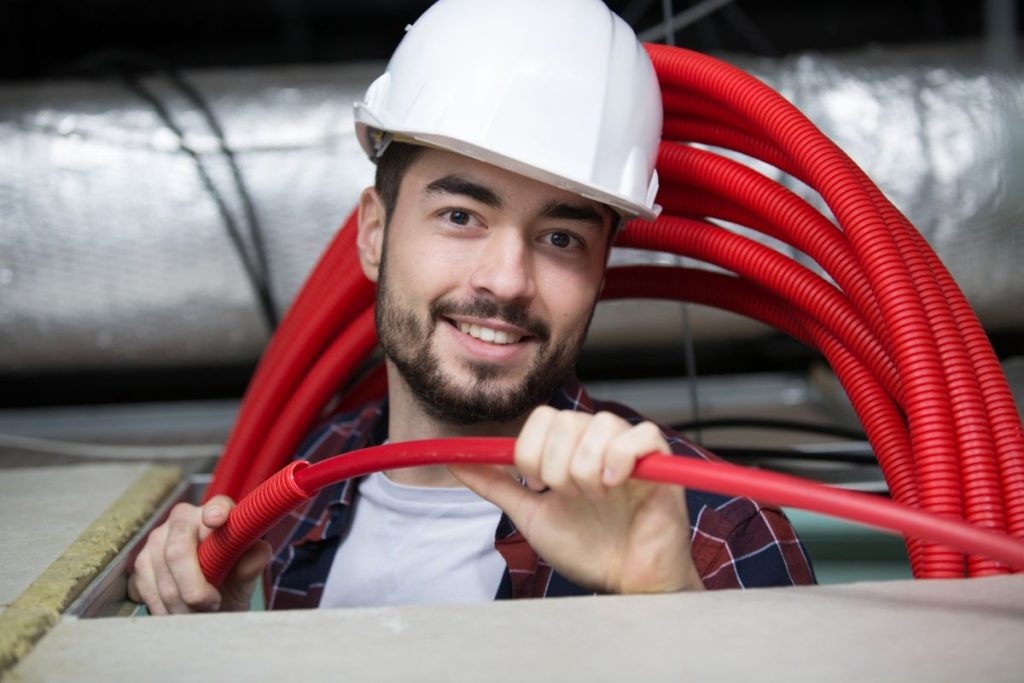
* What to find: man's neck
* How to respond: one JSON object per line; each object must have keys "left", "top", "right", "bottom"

{"left": 383, "top": 365, "right": 528, "bottom": 487}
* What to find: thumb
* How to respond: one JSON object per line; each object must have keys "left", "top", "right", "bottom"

{"left": 449, "top": 464, "right": 537, "bottom": 518}
{"left": 200, "top": 495, "right": 236, "bottom": 535}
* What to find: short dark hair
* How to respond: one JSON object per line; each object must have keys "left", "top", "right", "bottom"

{"left": 374, "top": 141, "right": 426, "bottom": 226}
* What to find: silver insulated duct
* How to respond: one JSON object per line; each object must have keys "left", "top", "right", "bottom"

{"left": 0, "top": 45, "right": 1021, "bottom": 373}
{"left": 1, "top": 64, "right": 379, "bottom": 372}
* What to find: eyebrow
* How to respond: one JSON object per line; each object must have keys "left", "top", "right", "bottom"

{"left": 424, "top": 175, "right": 504, "bottom": 209}
{"left": 538, "top": 199, "right": 608, "bottom": 230}
{"left": 423, "top": 174, "right": 609, "bottom": 230}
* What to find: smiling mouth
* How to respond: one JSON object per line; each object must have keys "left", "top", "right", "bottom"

{"left": 446, "top": 319, "right": 525, "bottom": 346}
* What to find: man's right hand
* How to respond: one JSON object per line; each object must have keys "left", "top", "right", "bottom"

{"left": 126, "top": 495, "right": 272, "bottom": 614}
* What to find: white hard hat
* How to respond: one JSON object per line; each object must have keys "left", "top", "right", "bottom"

{"left": 354, "top": 0, "right": 663, "bottom": 220}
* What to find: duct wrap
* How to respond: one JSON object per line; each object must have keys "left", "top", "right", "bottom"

{"left": 0, "top": 64, "right": 379, "bottom": 371}
{"left": 0, "top": 45, "right": 1020, "bottom": 373}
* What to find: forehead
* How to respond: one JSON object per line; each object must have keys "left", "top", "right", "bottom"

{"left": 401, "top": 148, "right": 614, "bottom": 222}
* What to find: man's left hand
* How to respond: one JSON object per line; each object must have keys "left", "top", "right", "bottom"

{"left": 451, "top": 406, "right": 705, "bottom": 594}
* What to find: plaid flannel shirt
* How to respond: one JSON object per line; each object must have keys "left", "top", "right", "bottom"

{"left": 264, "top": 377, "right": 815, "bottom": 609}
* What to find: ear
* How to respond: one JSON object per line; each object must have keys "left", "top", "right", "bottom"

{"left": 357, "top": 186, "right": 386, "bottom": 283}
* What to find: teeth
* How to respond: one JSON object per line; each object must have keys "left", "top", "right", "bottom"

{"left": 456, "top": 322, "right": 522, "bottom": 345}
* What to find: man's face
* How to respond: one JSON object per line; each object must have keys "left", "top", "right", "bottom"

{"left": 364, "top": 149, "right": 612, "bottom": 426}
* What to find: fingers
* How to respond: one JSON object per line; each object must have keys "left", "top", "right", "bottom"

{"left": 602, "top": 420, "right": 670, "bottom": 488}
{"left": 146, "top": 520, "right": 186, "bottom": 614}
{"left": 518, "top": 407, "right": 589, "bottom": 497}
{"left": 164, "top": 502, "right": 221, "bottom": 613}
{"left": 128, "top": 526, "right": 169, "bottom": 615}
{"left": 517, "top": 407, "right": 670, "bottom": 500}
{"left": 516, "top": 406, "right": 557, "bottom": 492}
{"left": 128, "top": 497, "right": 240, "bottom": 615}
{"left": 569, "top": 411, "right": 631, "bottom": 498}
{"left": 198, "top": 495, "right": 235, "bottom": 538}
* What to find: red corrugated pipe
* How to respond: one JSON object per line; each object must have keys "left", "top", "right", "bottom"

{"left": 647, "top": 43, "right": 1021, "bottom": 575}
{"left": 206, "top": 215, "right": 374, "bottom": 501}
{"left": 198, "top": 440, "right": 1024, "bottom": 587}
{"left": 197, "top": 43, "right": 1023, "bottom": 581}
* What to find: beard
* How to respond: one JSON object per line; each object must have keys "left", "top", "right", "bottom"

{"left": 375, "top": 254, "right": 594, "bottom": 426}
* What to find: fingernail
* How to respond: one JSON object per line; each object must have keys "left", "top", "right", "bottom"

{"left": 602, "top": 467, "right": 616, "bottom": 486}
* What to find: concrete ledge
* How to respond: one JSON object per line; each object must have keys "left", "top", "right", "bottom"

{"left": 0, "top": 465, "right": 180, "bottom": 676}
{"left": 11, "top": 574, "right": 1024, "bottom": 682}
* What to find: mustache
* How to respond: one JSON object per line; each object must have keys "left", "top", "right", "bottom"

{"left": 431, "top": 297, "right": 550, "bottom": 342}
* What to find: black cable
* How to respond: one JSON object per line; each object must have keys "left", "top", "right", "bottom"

{"left": 66, "top": 51, "right": 278, "bottom": 331}
{"left": 162, "top": 70, "right": 276, "bottom": 322}
{"left": 711, "top": 445, "right": 878, "bottom": 467}
{"left": 120, "top": 72, "right": 279, "bottom": 332}
{"left": 672, "top": 416, "right": 867, "bottom": 441}
{"left": 679, "top": 305, "right": 702, "bottom": 444}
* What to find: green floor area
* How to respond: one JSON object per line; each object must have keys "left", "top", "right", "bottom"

{"left": 784, "top": 508, "right": 912, "bottom": 584}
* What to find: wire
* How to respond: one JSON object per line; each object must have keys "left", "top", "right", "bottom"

{"left": 679, "top": 303, "right": 702, "bottom": 444}
{"left": 710, "top": 445, "right": 878, "bottom": 467}
{"left": 672, "top": 417, "right": 867, "bottom": 441}
{"left": 121, "top": 73, "right": 279, "bottom": 332}
{"left": 163, "top": 70, "right": 276, "bottom": 318}
{"left": 67, "top": 50, "right": 279, "bottom": 331}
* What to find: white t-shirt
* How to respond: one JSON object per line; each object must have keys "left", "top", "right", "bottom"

{"left": 319, "top": 471, "right": 507, "bottom": 608}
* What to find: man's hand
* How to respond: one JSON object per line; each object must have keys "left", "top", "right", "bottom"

{"left": 126, "top": 496, "right": 272, "bottom": 614}
{"left": 451, "top": 407, "right": 704, "bottom": 594}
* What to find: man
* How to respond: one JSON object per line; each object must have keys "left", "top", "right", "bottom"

{"left": 128, "top": 0, "right": 814, "bottom": 615}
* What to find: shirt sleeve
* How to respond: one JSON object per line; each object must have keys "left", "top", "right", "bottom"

{"left": 689, "top": 496, "right": 817, "bottom": 589}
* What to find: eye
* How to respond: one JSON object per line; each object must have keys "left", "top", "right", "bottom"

{"left": 438, "top": 208, "right": 480, "bottom": 228}
{"left": 543, "top": 231, "right": 581, "bottom": 250}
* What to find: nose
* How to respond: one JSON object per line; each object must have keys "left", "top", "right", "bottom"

{"left": 467, "top": 227, "right": 536, "bottom": 303}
